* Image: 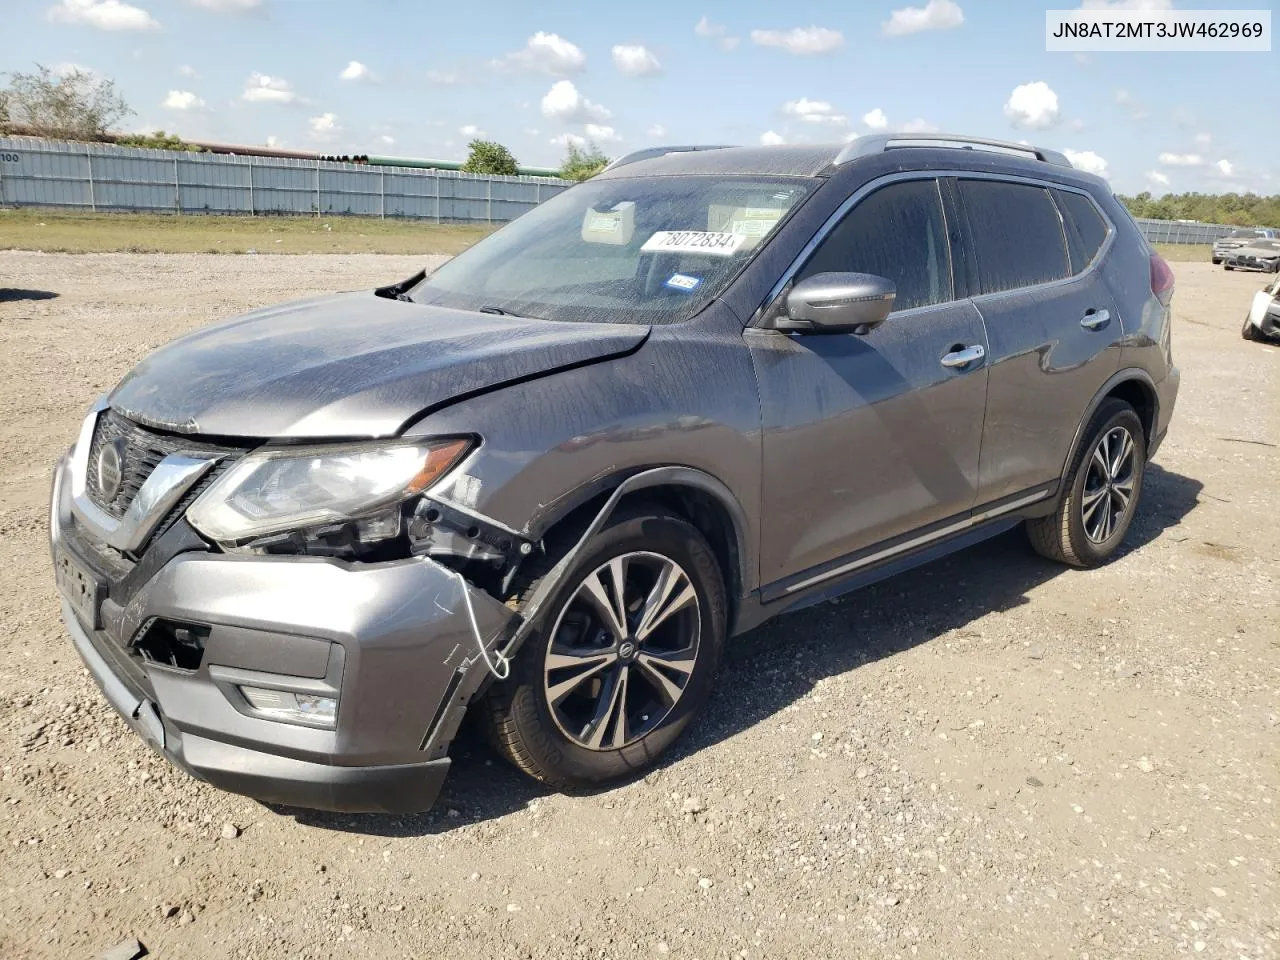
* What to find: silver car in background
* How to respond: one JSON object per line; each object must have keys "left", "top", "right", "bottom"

{"left": 1213, "top": 227, "right": 1279, "bottom": 264}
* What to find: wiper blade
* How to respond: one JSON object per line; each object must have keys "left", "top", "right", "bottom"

{"left": 478, "top": 305, "right": 510, "bottom": 315}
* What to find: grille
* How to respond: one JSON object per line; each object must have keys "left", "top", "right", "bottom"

{"left": 83, "top": 409, "right": 243, "bottom": 552}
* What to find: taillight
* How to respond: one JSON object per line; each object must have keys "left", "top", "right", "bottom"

{"left": 1150, "top": 252, "right": 1175, "bottom": 306}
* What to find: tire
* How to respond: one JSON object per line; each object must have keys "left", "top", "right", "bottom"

{"left": 1224, "top": 264, "right": 1234, "bottom": 271}
{"left": 1026, "top": 398, "right": 1146, "bottom": 568}
{"left": 1211, "top": 258, "right": 1221, "bottom": 265}
{"left": 483, "top": 505, "right": 726, "bottom": 790}
{"left": 1242, "top": 313, "right": 1261, "bottom": 341}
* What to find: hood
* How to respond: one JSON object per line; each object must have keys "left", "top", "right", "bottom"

{"left": 108, "top": 292, "right": 649, "bottom": 439}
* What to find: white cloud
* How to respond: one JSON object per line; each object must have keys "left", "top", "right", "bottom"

{"left": 1145, "top": 169, "right": 1170, "bottom": 186}
{"left": 550, "top": 132, "right": 588, "bottom": 149}
{"left": 339, "top": 61, "right": 371, "bottom": 82}
{"left": 647, "top": 123, "right": 667, "bottom": 137}
{"left": 1080, "top": 0, "right": 1171, "bottom": 8}
{"left": 760, "top": 130, "right": 786, "bottom": 145}
{"left": 1003, "top": 81, "right": 1060, "bottom": 129}
{"left": 265, "top": 135, "right": 282, "bottom": 149}
{"left": 882, "top": 0, "right": 964, "bottom": 36}
{"left": 1068, "top": 118, "right": 1087, "bottom": 132}
{"left": 459, "top": 124, "right": 484, "bottom": 137}
{"left": 502, "top": 32, "right": 585, "bottom": 76}
{"left": 1158, "top": 152, "right": 1205, "bottom": 166}
{"left": 897, "top": 118, "right": 939, "bottom": 133}
{"left": 540, "top": 80, "right": 611, "bottom": 123}
{"left": 378, "top": 134, "right": 395, "bottom": 146}
{"left": 1063, "top": 148, "right": 1109, "bottom": 177}
{"left": 862, "top": 108, "right": 889, "bottom": 131}
{"left": 783, "top": 98, "right": 848, "bottom": 126}
{"left": 750, "top": 26, "right": 843, "bottom": 54}
{"left": 48, "top": 0, "right": 159, "bottom": 31}
{"left": 308, "top": 112, "right": 341, "bottom": 141}
{"left": 178, "top": 64, "right": 198, "bottom": 78}
{"left": 162, "top": 90, "right": 205, "bottom": 111}
{"left": 187, "top": 0, "right": 262, "bottom": 10}
{"left": 612, "top": 44, "right": 661, "bottom": 77}
{"left": 1113, "top": 88, "right": 1148, "bottom": 121}
{"left": 695, "top": 15, "right": 741, "bottom": 49}
{"left": 52, "top": 61, "right": 96, "bottom": 77}
{"left": 695, "top": 15, "right": 722, "bottom": 36}
{"left": 425, "top": 70, "right": 460, "bottom": 86}
{"left": 585, "top": 123, "right": 622, "bottom": 143}
{"left": 1194, "top": 132, "right": 1212, "bottom": 148}
{"left": 1217, "top": 159, "right": 1234, "bottom": 176}
{"left": 241, "top": 72, "right": 298, "bottom": 104}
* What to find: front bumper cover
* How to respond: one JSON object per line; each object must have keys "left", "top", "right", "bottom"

{"left": 51, "top": 454, "right": 516, "bottom": 814}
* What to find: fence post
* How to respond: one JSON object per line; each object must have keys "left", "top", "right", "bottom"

{"left": 380, "top": 168, "right": 385, "bottom": 220}
{"left": 173, "top": 155, "right": 181, "bottom": 214}
{"left": 315, "top": 160, "right": 321, "bottom": 217}
{"left": 249, "top": 157, "right": 255, "bottom": 215}
{"left": 486, "top": 178, "right": 492, "bottom": 223}
{"left": 87, "top": 147, "right": 96, "bottom": 212}
{"left": 435, "top": 176, "right": 441, "bottom": 224}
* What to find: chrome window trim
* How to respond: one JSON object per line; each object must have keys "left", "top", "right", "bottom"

{"left": 755, "top": 169, "right": 1116, "bottom": 324}
{"left": 68, "top": 400, "right": 219, "bottom": 553}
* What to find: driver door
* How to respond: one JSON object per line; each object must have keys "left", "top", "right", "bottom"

{"left": 748, "top": 177, "right": 990, "bottom": 592}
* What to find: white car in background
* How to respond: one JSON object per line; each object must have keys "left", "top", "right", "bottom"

{"left": 1242, "top": 272, "right": 1280, "bottom": 342}
{"left": 1213, "top": 228, "right": 1279, "bottom": 264}
{"left": 1223, "top": 238, "right": 1280, "bottom": 273}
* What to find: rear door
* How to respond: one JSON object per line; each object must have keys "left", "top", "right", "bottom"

{"left": 751, "top": 177, "right": 990, "bottom": 588}
{"left": 954, "top": 178, "right": 1123, "bottom": 505}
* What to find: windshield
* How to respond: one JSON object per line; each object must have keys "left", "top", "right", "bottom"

{"left": 409, "top": 176, "right": 811, "bottom": 324}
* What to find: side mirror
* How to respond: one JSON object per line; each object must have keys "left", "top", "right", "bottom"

{"left": 777, "top": 272, "right": 896, "bottom": 334}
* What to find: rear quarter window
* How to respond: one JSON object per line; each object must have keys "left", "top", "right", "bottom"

{"left": 1055, "top": 190, "right": 1110, "bottom": 272}
{"left": 959, "top": 180, "right": 1071, "bottom": 295}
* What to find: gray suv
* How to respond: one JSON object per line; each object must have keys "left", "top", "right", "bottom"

{"left": 50, "top": 135, "right": 1180, "bottom": 813}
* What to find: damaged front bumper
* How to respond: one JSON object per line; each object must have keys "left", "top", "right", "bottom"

{"left": 50, "top": 454, "right": 516, "bottom": 814}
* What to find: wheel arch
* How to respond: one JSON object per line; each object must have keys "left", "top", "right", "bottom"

{"left": 1058, "top": 369, "right": 1159, "bottom": 492}
{"left": 527, "top": 466, "right": 754, "bottom": 626}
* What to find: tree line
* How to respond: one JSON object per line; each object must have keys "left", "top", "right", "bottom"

{"left": 1118, "top": 192, "right": 1280, "bottom": 229}
{"left": 4, "top": 65, "right": 1277, "bottom": 205}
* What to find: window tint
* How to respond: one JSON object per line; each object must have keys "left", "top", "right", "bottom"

{"left": 1056, "top": 190, "right": 1109, "bottom": 271}
{"left": 959, "top": 180, "right": 1070, "bottom": 294}
{"left": 797, "top": 179, "right": 952, "bottom": 312}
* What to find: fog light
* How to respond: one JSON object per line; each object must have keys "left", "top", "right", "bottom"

{"left": 239, "top": 686, "right": 337, "bottom": 727}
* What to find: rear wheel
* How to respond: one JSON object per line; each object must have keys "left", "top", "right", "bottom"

{"left": 483, "top": 506, "right": 726, "bottom": 789}
{"left": 1242, "top": 313, "right": 1261, "bottom": 341}
{"left": 1027, "top": 399, "right": 1146, "bottom": 568}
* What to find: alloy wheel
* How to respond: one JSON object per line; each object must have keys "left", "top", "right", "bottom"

{"left": 1082, "top": 425, "right": 1137, "bottom": 543}
{"left": 543, "top": 551, "right": 701, "bottom": 751}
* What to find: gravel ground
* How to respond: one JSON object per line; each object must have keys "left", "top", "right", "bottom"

{"left": 0, "top": 252, "right": 1276, "bottom": 960}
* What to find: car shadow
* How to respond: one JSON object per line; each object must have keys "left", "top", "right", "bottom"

{"left": 0, "top": 289, "right": 59, "bottom": 303}
{"left": 288, "top": 462, "right": 1202, "bottom": 837}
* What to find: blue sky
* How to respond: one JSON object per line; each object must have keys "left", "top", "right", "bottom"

{"left": 5, "top": 0, "right": 1277, "bottom": 193}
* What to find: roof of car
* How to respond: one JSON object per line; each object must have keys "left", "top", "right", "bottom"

{"left": 595, "top": 145, "right": 842, "bottom": 179}
{"left": 596, "top": 135, "right": 1079, "bottom": 181}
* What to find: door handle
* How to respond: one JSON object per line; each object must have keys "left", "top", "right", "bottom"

{"left": 940, "top": 344, "right": 985, "bottom": 368}
{"left": 1081, "top": 308, "right": 1111, "bottom": 330}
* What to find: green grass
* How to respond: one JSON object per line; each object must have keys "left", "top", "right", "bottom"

{"left": 1153, "top": 243, "right": 1212, "bottom": 262}
{"left": 0, "top": 207, "right": 495, "bottom": 255}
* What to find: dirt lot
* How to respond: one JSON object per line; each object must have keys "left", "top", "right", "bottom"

{"left": 0, "top": 252, "right": 1276, "bottom": 960}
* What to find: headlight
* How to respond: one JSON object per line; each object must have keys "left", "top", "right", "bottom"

{"left": 188, "top": 438, "right": 471, "bottom": 545}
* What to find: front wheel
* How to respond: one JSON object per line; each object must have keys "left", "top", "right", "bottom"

{"left": 1243, "top": 313, "right": 1261, "bottom": 341}
{"left": 1027, "top": 399, "right": 1146, "bottom": 568}
{"left": 483, "top": 506, "right": 726, "bottom": 790}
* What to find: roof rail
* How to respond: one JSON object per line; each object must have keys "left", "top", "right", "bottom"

{"left": 834, "top": 134, "right": 1072, "bottom": 168}
{"left": 603, "top": 144, "right": 737, "bottom": 172}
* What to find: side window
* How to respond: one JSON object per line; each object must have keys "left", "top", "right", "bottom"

{"left": 958, "top": 180, "right": 1070, "bottom": 294}
{"left": 1055, "top": 190, "right": 1109, "bottom": 272}
{"left": 797, "top": 179, "right": 952, "bottom": 312}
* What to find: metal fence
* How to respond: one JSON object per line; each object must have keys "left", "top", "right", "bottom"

{"left": 1133, "top": 217, "right": 1248, "bottom": 245}
{"left": 0, "top": 137, "right": 1257, "bottom": 242}
{"left": 0, "top": 136, "right": 570, "bottom": 223}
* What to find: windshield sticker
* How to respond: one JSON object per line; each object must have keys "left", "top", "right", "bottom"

{"left": 581, "top": 201, "right": 635, "bottom": 246}
{"left": 664, "top": 273, "right": 702, "bottom": 292}
{"left": 730, "top": 218, "right": 775, "bottom": 238}
{"left": 641, "top": 231, "right": 746, "bottom": 257}
{"left": 585, "top": 212, "right": 621, "bottom": 233}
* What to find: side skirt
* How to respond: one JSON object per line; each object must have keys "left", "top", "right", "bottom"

{"left": 733, "top": 484, "right": 1056, "bottom": 635}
